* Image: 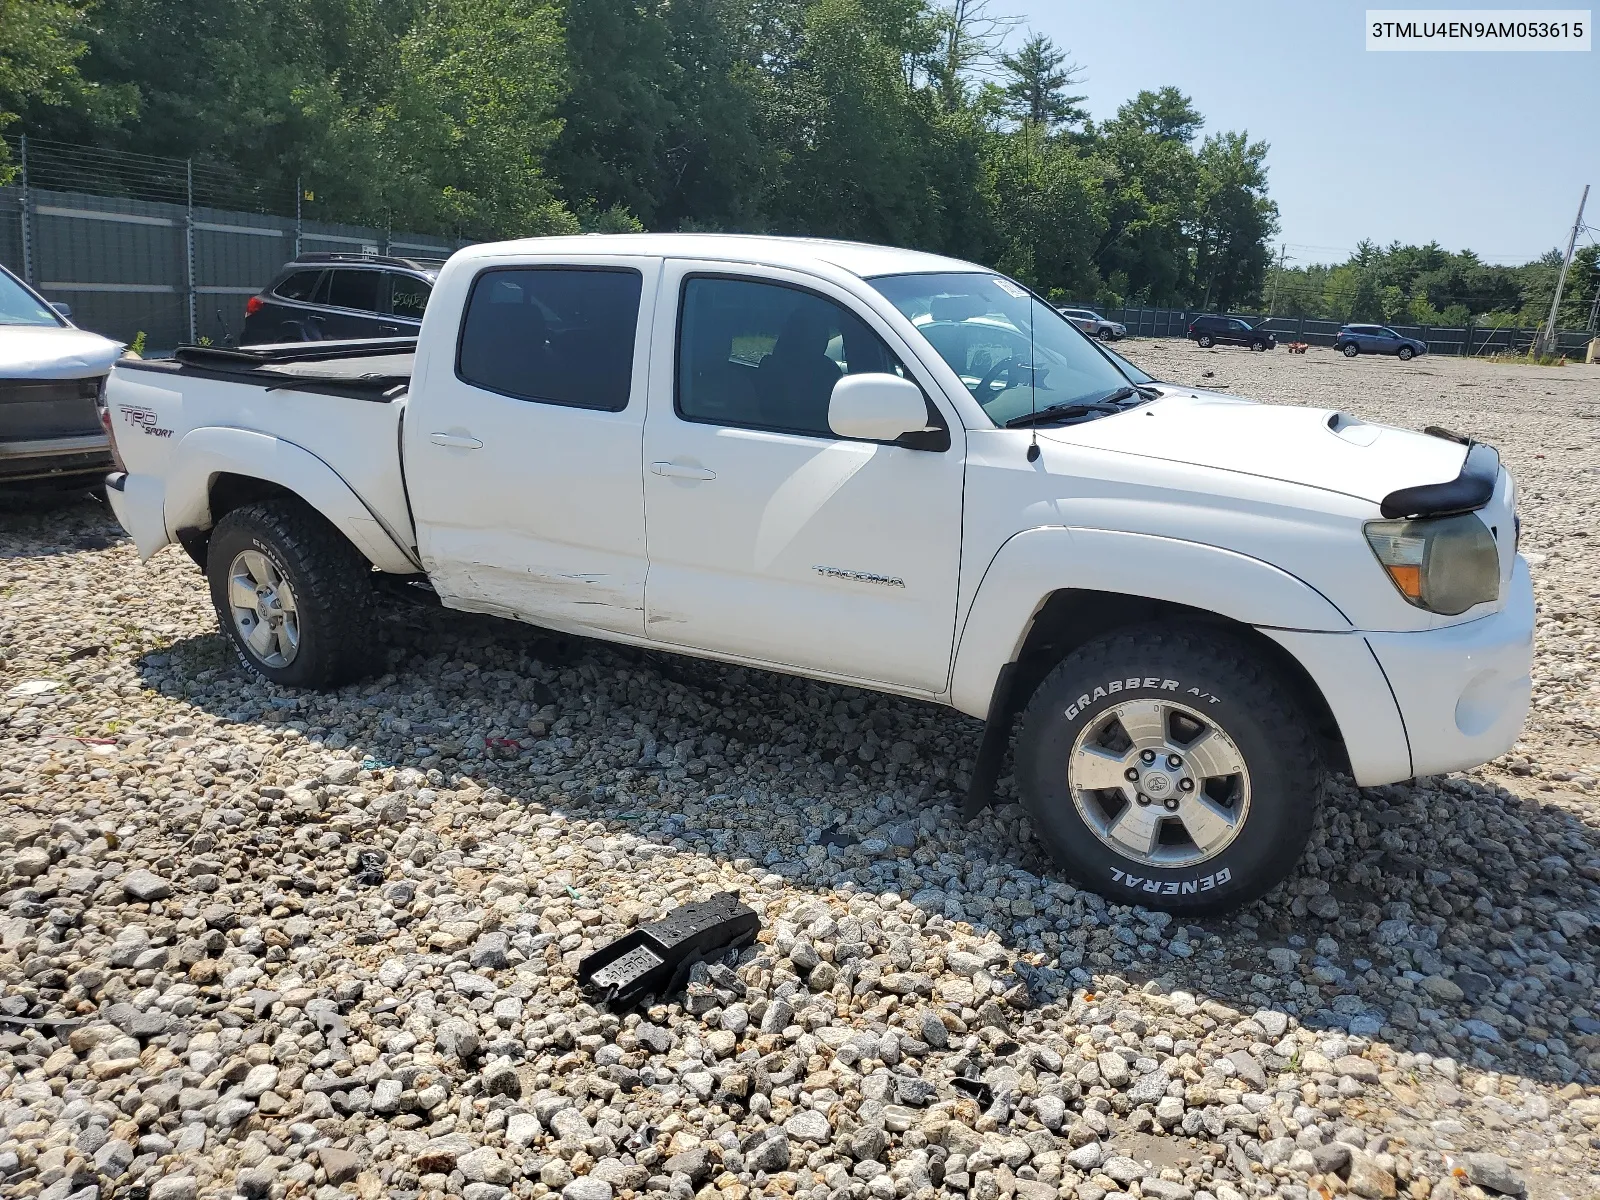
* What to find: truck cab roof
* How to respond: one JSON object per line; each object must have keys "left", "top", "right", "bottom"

{"left": 455, "top": 233, "right": 984, "bottom": 281}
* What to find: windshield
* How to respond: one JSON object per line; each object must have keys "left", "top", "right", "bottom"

{"left": 1100, "top": 344, "right": 1155, "bottom": 385}
{"left": 870, "top": 272, "right": 1132, "bottom": 426}
{"left": 0, "top": 271, "right": 64, "bottom": 327}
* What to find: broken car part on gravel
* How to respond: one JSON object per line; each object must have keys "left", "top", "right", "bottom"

{"left": 577, "top": 891, "right": 761, "bottom": 1009}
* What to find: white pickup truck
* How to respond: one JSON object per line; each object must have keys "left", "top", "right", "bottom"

{"left": 101, "top": 233, "right": 1534, "bottom": 912}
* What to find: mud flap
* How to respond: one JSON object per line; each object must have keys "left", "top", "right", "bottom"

{"left": 963, "top": 661, "right": 1019, "bottom": 820}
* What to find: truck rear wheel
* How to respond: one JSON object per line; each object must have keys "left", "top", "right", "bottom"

{"left": 206, "top": 500, "right": 379, "bottom": 689}
{"left": 1015, "top": 625, "right": 1323, "bottom": 913}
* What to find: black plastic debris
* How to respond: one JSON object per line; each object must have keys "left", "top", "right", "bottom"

{"left": 578, "top": 891, "right": 760, "bottom": 1009}
{"left": 950, "top": 1075, "right": 994, "bottom": 1108}
{"left": 353, "top": 850, "right": 387, "bottom": 886}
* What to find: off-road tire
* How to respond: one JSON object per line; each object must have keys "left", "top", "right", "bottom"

{"left": 1015, "top": 623, "right": 1324, "bottom": 913}
{"left": 1196, "top": 334, "right": 1215, "bottom": 348}
{"left": 206, "top": 499, "right": 379, "bottom": 689}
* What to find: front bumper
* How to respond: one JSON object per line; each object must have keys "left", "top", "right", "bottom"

{"left": 1365, "top": 555, "right": 1534, "bottom": 778}
{"left": 0, "top": 433, "right": 112, "bottom": 482}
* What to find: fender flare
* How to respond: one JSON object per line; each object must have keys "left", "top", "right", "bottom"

{"left": 164, "top": 426, "right": 420, "bottom": 574}
{"left": 948, "top": 526, "right": 1352, "bottom": 719}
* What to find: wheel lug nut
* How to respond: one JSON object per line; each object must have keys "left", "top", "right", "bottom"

{"left": 1167, "top": 754, "right": 1182, "bottom": 768}
{"left": 1179, "top": 778, "right": 1195, "bottom": 792}
{"left": 1124, "top": 767, "right": 1140, "bottom": 782}
{"left": 1140, "top": 750, "right": 1156, "bottom": 764}
{"left": 1164, "top": 798, "right": 1180, "bottom": 811}
{"left": 1135, "top": 793, "right": 1150, "bottom": 806}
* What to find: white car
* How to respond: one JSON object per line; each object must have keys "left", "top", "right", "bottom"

{"left": 1056, "top": 306, "right": 1125, "bottom": 340}
{"left": 1, "top": 265, "right": 123, "bottom": 486}
{"left": 100, "top": 234, "right": 1533, "bottom": 912}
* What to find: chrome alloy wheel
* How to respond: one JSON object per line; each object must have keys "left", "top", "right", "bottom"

{"left": 1068, "top": 698, "right": 1251, "bottom": 868}
{"left": 227, "top": 549, "right": 300, "bottom": 668}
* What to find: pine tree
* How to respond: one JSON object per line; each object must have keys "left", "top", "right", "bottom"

{"left": 999, "top": 32, "right": 1086, "bottom": 131}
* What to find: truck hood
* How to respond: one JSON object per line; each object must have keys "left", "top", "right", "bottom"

{"left": 1042, "top": 392, "right": 1469, "bottom": 507}
{"left": 0, "top": 325, "right": 125, "bottom": 379}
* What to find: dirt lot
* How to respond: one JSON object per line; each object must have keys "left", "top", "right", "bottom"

{"left": 1, "top": 344, "right": 1597, "bottom": 1200}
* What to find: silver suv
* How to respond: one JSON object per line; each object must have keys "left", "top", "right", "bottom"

{"left": 1056, "top": 307, "right": 1126, "bottom": 340}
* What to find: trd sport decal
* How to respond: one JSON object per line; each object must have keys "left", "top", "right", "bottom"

{"left": 118, "top": 405, "right": 174, "bottom": 438}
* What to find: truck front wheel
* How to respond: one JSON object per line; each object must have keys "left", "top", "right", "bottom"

{"left": 206, "top": 500, "right": 379, "bottom": 689}
{"left": 1015, "top": 625, "right": 1323, "bottom": 913}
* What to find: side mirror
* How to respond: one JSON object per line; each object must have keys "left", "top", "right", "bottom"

{"left": 828, "top": 373, "right": 928, "bottom": 442}
{"left": 50, "top": 302, "right": 73, "bottom": 319}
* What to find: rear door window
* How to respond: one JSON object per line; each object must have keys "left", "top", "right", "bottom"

{"left": 326, "top": 269, "right": 384, "bottom": 314}
{"left": 456, "top": 267, "right": 643, "bottom": 411}
{"left": 388, "top": 274, "right": 432, "bottom": 321}
{"left": 274, "top": 270, "right": 324, "bottom": 302}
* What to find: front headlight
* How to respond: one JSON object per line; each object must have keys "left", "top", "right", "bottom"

{"left": 1364, "top": 513, "right": 1499, "bottom": 615}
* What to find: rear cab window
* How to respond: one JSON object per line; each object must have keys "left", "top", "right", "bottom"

{"left": 456, "top": 266, "right": 643, "bottom": 411}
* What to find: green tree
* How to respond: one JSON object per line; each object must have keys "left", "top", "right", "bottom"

{"left": 1091, "top": 90, "right": 1205, "bottom": 305}
{"left": 5, "top": 0, "right": 1287, "bottom": 304}
{"left": 0, "top": 0, "right": 132, "bottom": 177}
{"left": 764, "top": 0, "right": 942, "bottom": 246}
{"left": 998, "top": 31, "right": 1084, "bottom": 130}
{"left": 547, "top": 0, "right": 674, "bottom": 223}
{"left": 1191, "top": 131, "right": 1278, "bottom": 311}
{"left": 985, "top": 122, "right": 1103, "bottom": 294}
{"left": 1111, "top": 85, "right": 1203, "bottom": 143}
{"left": 370, "top": 0, "right": 575, "bottom": 237}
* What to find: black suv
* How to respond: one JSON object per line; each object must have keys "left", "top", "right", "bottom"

{"left": 240, "top": 253, "right": 439, "bottom": 345}
{"left": 1187, "top": 314, "right": 1276, "bottom": 351}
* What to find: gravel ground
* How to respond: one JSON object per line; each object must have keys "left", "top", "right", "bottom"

{"left": 2, "top": 345, "right": 1598, "bottom": 1200}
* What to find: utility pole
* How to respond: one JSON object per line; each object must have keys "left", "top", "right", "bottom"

{"left": 1537, "top": 183, "right": 1588, "bottom": 357}
{"left": 1267, "top": 244, "right": 1287, "bottom": 316}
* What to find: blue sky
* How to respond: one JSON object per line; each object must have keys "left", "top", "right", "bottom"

{"left": 1012, "top": 1, "right": 1597, "bottom": 267}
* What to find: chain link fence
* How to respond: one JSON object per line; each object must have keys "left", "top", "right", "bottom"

{"left": 1, "top": 137, "right": 466, "bottom": 351}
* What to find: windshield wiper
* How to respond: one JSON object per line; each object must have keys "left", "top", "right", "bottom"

{"left": 1003, "top": 385, "right": 1146, "bottom": 429}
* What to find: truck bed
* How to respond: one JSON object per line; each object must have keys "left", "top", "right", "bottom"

{"left": 106, "top": 338, "right": 418, "bottom": 565}
{"left": 118, "top": 339, "right": 416, "bottom": 402}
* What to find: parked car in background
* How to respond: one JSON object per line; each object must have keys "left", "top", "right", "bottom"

{"left": 1056, "top": 307, "right": 1126, "bottom": 340}
{"left": 103, "top": 233, "right": 1531, "bottom": 914}
{"left": 1334, "top": 325, "right": 1427, "bottom": 360}
{"left": 240, "top": 253, "right": 439, "bottom": 344}
{"left": 0, "top": 263, "right": 123, "bottom": 487}
{"left": 1188, "top": 314, "right": 1276, "bottom": 351}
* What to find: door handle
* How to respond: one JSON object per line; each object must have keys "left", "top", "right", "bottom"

{"left": 651, "top": 461, "right": 715, "bottom": 480}
{"left": 430, "top": 433, "right": 483, "bottom": 449}
{"left": 378, "top": 323, "right": 400, "bottom": 334}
